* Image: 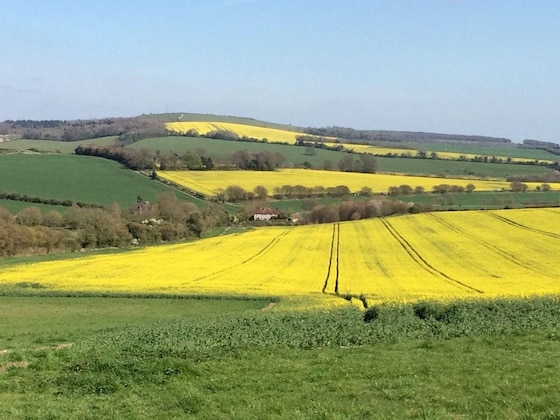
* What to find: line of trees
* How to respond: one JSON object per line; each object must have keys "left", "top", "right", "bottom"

{"left": 298, "top": 198, "right": 423, "bottom": 224}
{"left": 216, "top": 184, "right": 361, "bottom": 202}
{"left": 0, "top": 193, "right": 230, "bottom": 256}
{"left": 0, "top": 192, "right": 104, "bottom": 208}
{"left": 227, "top": 150, "right": 285, "bottom": 171}
{"left": 303, "top": 126, "right": 511, "bottom": 144}
{"left": 0, "top": 117, "right": 167, "bottom": 142}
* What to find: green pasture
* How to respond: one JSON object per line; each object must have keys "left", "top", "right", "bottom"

{"left": 129, "top": 136, "right": 553, "bottom": 178}
{"left": 376, "top": 155, "right": 552, "bottom": 178}
{"left": 0, "top": 154, "right": 204, "bottom": 209}
{"left": 396, "top": 141, "right": 559, "bottom": 161}
{"left": 269, "top": 191, "right": 560, "bottom": 213}
{"left": 129, "top": 135, "right": 348, "bottom": 167}
{"left": 0, "top": 199, "right": 67, "bottom": 214}
{"left": 0, "top": 137, "right": 116, "bottom": 153}
{"left": 0, "top": 296, "right": 266, "bottom": 349}
{"left": 395, "top": 190, "right": 560, "bottom": 209}
{"left": 1, "top": 297, "right": 559, "bottom": 418}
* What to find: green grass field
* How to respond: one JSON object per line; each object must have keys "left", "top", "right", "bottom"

{"left": 0, "top": 154, "right": 205, "bottom": 209}
{"left": 394, "top": 190, "right": 560, "bottom": 209}
{"left": 376, "top": 155, "right": 553, "bottom": 178}
{"left": 129, "top": 135, "right": 348, "bottom": 168}
{"left": 1, "top": 296, "right": 559, "bottom": 418}
{"left": 0, "top": 296, "right": 266, "bottom": 349}
{"left": 268, "top": 191, "right": 560, "bottom": 213}
{"left": 0, "top": 137, "right": 116, "bottom": 153}
{"left": 397, "top": 141, "right": 560, "bottom": 161}
{"left": 128, "top": 136, "right": 554, "bottom": 178}
{"left": 0, "top": 199, "right": 67, "bottom": 214}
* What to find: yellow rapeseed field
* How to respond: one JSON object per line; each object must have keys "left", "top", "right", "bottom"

{"left": 157, "top": 169, "right": 556, "bottom": 196}
{"left": 166, "top": 122, "right": 555, "bottom": 164}
{"left": 166, "top": 122, "right": 308, "bottom": 143}
{"left": 0, "top": 209, "right": 558, "bottom": 306}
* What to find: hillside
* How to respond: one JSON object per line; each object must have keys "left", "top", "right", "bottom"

{"left": 0, "top": 154, "right": 203, "bottom": 209}
{"left": 6, "top": 113, "right": 557, "bottom": 149}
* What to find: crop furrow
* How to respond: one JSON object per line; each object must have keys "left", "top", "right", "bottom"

{"left": 486, "top": 213, "right": 560, "bottom": 240}
{"left": 426, "top": 213, "right": 544, "bottom": 273}
{"left": 334, "top": 224, "right": 340, "bottom": 294}
{"left": 193, "top": 228, "right": 293, "bottom": 282}
{"left": 322, "top": 224, "right": 338, "bottom": 293}
{"left": 381, "top": 218, "right": 483, "bottom": 294}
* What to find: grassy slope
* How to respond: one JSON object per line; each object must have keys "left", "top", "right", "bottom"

{"left": 376, "top": 155, "right": 552, "bottom": 178}
{"left": 144, "top": 112, "right": 305, "bottom": 132}
{"left": 132, "top": 136, "right": 552, "bottom": 178}
{"left": 1, "top": 334, "right": 558, "bottom": 419}
{"left": 398, "top": 141, "right": 560, "bottom": 160}
{"left": 0, "top": 154, "right": 204, "bottom": 209}
{"left": 0, "top": 137, "right": 116, "bottom": 153}
{"left": 269, "top": 191, "right": 560, "bottom": 212}
{"left": 1, "top": 298, "right": 559, "bottom": 418}
{"left": 0, "top": 199, "right": 67, "bottom": 214}
{"left": 129, "top": 135, "right": 347, "bottom": 168}
{"left": 0, "top": 296, "right": 266, "bottom": 349}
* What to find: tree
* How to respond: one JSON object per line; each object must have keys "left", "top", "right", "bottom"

{"left": 17, "top": 207, "right": 43, "bottom": 226}
{"left": 322, "top": 160, "right": 334, "bottom": 171}
{"left": 398, "top": 184, "right": 413, "bottom": 195}
{"left": 338, "top": 155, "right": 357, "bottom": 172}
{"left": 183, "top": 152, "right": 204, "bottom": 170}
{"left": 358, "top": 186, "right": 373, "bottom": 197}
{"left": 310, "top": 205, "right": 340, "bottom": 223}
{"left": 510, "top": 181, "right": 528, "bottom": 192}
{"left": 253, "top": 185, "right": 268, "bottom": 200}
{"left": 465, "top": 183, "right": 476, "bottom": 193}
{"left": 540, "top": 183, "right": 551, "bottom": 192}
{"left": 223, "top": 185, "right": 247, "bottom": 202}
{"left": 43, "top": 210, "right": 64, "bottom": 227}
{"left": 359, "top": 154, "right": 378, "bottom": 173}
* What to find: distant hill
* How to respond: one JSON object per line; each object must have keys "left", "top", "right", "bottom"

{"left": 303, "top": 126, "right": 512, "bottom": 145}
{"left": 143, "top": 113, "right": 304, "bottom": 132}
{"left": 0, "top": 112, "right": 529, "bottom": 146}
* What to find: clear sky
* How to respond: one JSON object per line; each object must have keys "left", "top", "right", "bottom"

{"left": 1, "top": 0, "right": 559, "bottom": 142}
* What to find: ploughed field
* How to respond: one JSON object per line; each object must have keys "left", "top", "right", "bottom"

{"left": 1, "top": 208, "right": 558, "bottom": 305}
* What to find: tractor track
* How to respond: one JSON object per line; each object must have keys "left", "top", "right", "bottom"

{"left": 427, "top": 213, "right": 548, "bottom": 275}
{"left": 322, "top": 223, "right": 340, "bottom": 294}
{"left": 486, "top": 213, "right": 560, "bottom": 241}
{"left": 381, "top": 218, "right": 483, "bottom": 294}
{"left": 193, "top": 228, "right": 294, "bottom": 282}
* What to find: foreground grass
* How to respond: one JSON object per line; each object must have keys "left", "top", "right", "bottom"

{"left": 2, "top": 333, "right": 559, "bottom": 419}
{"left": 0, "top": 297, "right": 267, "bottom": 349}
{"left": 1, "top": 296, "right": 559, "bottom": 418}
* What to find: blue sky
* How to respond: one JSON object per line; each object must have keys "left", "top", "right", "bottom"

{"left": 1, "top": 0, "right": 559, "bottom": 142}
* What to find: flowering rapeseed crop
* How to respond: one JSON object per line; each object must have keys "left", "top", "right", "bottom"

{"left": 158, "top": 169, "right": 539, "bottom": 196}
{"left": 0, "top": 209, "right": 558, "bottom": 306}
{"left": 165, "top": 122, "right": 308, "bottom": 143}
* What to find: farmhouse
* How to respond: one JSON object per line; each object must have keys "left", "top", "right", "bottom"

{"left": 251, "top": 207, "right": 282, "bottom": 221}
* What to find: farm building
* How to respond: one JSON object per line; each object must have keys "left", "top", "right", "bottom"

{"left": 251, "top": 207, "right": 282, "bottom": 221}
